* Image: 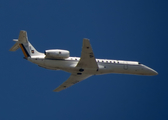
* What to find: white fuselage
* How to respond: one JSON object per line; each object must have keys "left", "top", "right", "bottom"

{"left": 10, "top": 31, "right": 158, "bottom": 92}
{"left": 28, "top": 55, "right": 158, "bottom": 76}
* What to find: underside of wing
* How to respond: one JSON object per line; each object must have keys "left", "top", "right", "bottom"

{"left": 53, "top": 39, "right": 97, "bottom": 92}
{"left": 53, "top": 73, "right": 92, "bottom": 92}
{"left": 76, "top": 38, "right": 98, "bottom": 69}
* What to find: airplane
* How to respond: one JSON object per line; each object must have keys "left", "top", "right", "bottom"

{"left": 10, "top": 30, "right": 158, "bottom": 92}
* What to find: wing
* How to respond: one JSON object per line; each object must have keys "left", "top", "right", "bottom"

{"left": 76, "top": 38, "right": 98, "bottom": 69}
{"left": 54, "top": 39, "right": 97, "bottom": 92}
{"left": 53, "top": 73, "right": 92, "bottom": 92}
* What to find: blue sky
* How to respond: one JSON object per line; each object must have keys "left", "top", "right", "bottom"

{"left": 0, "top": 0, "right": 168, "bottom": 120}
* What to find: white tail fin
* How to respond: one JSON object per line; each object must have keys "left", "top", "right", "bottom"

{"left": 9, "top": 30, "right": 43, "bottom": 58}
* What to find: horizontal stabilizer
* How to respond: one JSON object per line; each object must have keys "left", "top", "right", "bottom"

{"left": 9, "top": 40, "right": 19, "bottom": 51}
{"left": 9, "top": 30, "right": 28, "bottom": 52}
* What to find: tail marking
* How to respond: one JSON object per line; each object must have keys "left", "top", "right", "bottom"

{"left": 19, "top": 44, "right": 30, "bottom": 58}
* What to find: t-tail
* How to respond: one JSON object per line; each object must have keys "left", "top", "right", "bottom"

{"left": 9, "top": 30, "right": 43, "bottom": 58}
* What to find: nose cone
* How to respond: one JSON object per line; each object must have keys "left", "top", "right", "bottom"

{"left": 148, "top": 68, "right": 158, "bottom": 76}
{"left": 141, "top": 64, "right": 158, "bottom": 76}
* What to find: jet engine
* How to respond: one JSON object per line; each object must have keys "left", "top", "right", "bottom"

{"left": 44, "top": 49, "right": 70, "bottom": 59}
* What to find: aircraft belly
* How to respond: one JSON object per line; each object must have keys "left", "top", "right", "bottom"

{"left": 44, "top": 59, "right": 78, "bottom": 70}
{"left": 96, "top": 63, "right": 124, "bottom": 75}
{"left": 28, "top": 58, "right": 45, "bottom": 66}
{"left": 72, "top": 68, "right": 98, "bottom": 74}
{"left": 96, "top": 63, "right": 143, "bottom": 75}
{"left": 110, "top": 64, "right": 144, "bottom": 75}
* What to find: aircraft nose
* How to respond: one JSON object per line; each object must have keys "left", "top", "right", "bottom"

{"left": 149, "top": 69, "right": 158, "bottom": 76}
{"left": 142, "top": 64, "right": 158, "bottom": 76}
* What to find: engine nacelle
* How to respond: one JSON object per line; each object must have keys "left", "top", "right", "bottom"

{"left": 44, "top": 49, "right": 70, "bottom": 59}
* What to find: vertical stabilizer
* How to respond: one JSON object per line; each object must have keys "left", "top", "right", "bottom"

{"left": 9, "top": 30, "right": 44, "bottom": 58}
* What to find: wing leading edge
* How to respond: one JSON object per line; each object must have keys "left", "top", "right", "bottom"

{"left": 53, "top": 39, "right": 98, "bottom": 92}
